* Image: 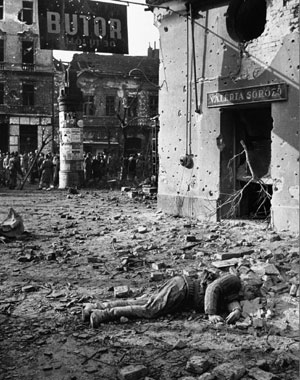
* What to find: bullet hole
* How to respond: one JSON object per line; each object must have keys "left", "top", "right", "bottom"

{"left": 178, "top": 110, "right": 182, "bottom": 116}
{"left": 209, "top": 191, "right": 213, "bottom": 196}
{"left": 164, "top": 27, "right": 168, "bottom": 32}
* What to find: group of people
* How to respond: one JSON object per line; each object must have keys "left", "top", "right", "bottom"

{"left": 0, "top": 149, "right": 152, "bottom": 190}
{"left": 83, "top": 152, "right": 148, "bottom": 186}
{"left": 0, "top": 151, "right": 60, "bottom": 190}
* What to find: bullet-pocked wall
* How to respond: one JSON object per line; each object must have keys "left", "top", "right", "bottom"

{"left": 152, "top": 0, "right": 299, "bottom": 232}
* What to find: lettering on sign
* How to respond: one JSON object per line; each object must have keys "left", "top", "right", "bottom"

{"left": 38, "top": 0, "right": 128, "bottom": 54}
{"left": 207, "top": 83, "right": 288, "bottom": 107}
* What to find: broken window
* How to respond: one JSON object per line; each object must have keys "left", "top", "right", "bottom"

{"left": 19, "top": 1, "right": 33, "bottom": 25}
{"left": 22, "top": 83, "right": 34, "bottom": 106}
{"left": 106, "top": 96, "right": 115, "bottom": 116}
{"left": 83, "top": 95, "right": 95, "bottom": 116}
{"left": 226, "top": 0, "right": 267, "bottom": 42}
{"left": 0, "top": 83, "right": 4, "bottom": 104}
{"left": 22, "top": 41, "right": 34, "bottom": 65}
{"left": 0, "top": 0, "right": 3, "bottom": 20}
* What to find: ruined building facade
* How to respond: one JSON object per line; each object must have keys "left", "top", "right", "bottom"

{"left": 0, "top": 0, "right": 53, "bottom": 154}
{"left": 147, "top": 0, "right": 299, "bottom": 232}
{"left": 69, "top": 49, "right": 159, "bottom": 168}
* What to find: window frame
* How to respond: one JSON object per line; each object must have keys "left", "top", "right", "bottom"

{"left": 127, "top": 96, "right": 138, "bottom": 118}
{"left": 21, "top": 1, "right": 33, "bottom": 25}
{"left": 149, "top": 95, "right": 158, "bottom": 117}
{"left": 83, "top": 95, "right": 95, "bottom": 116}
{"left": 0, "top": 82, "right": 4, "bottom": 104}
{"left": 105, "top": 95, "right": 115, "bottom": 116}
{"left": 0, "top": 0, "right": 4, "bottom": 20}
{"left": 22, "top": 40, "right": 34, "bottom": 65}
{"left": 22, "top": 83, "right": 34, "bottom": 106}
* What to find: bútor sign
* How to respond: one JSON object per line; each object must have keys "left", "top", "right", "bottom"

{"left": 38, "top": 0, "right": 128, "bottom": 54}
{"left": 207, "top": 83, "right": 288, "bottom": 107}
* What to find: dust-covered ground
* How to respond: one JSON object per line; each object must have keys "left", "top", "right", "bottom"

{"left": 0, "top": 188, "right": 299, "bottom": 380}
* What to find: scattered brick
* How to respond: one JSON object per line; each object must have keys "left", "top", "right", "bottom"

{"left": 114, "top": 285, "right": 130, "bottom": 298}
{"left": 186, "top": 355, "right": 211, "bottom": 375}
{"left": 212, "top": 361, "right": 246, "bottom": 380}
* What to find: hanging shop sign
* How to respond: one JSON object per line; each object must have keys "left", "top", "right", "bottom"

{"left": 38, "top": 0, "right": 128, "bottom": 54}
{"left": 207, "top": 83, "right": 288, "bottom": 108}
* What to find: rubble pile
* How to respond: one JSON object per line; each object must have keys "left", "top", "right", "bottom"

{"left": 0, "top": 189, "right": 298, "bottom": 380}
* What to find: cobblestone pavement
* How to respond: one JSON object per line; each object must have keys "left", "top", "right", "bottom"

{"left": 0, "top": 188, "right": 299, "bottom": 380}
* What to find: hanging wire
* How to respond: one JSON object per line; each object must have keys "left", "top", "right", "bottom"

{"left": 185, "top": 8, "right": 190, "bottom": 156}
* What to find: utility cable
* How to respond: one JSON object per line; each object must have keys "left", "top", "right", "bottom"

{"left": 185, "top": 4, "right": 190, "bottom": 156}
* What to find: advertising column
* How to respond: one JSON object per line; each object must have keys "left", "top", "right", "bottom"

{"left": 58, "top": 81, "right": 83, "bottom": 188}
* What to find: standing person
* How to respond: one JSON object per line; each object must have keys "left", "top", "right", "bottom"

{"left": 135, "top": 154, "right": 144, "bottom": 183}
{"left": 28, "top": 152, "right": 37, "bottom": 184}
{"left": 121, "top": 155, "right": 129, "bottom": 181}
{"left": 20, "top": 152, "right": 29, "bottom": 176}
{"left": 92, "top": 153, "right": 101, "bottom": 185}
{"left": 14, "top": 152, "right": 23, "bottom": 188}
{"left": 52, "top": 154, "right": 60, "bottom": 188}
{"left": 3, "top": 152, "right": 9, "bottom": 186}
{"left": 37, "top": 153, "right": 45, "bottom": 182}
{"left": 82, "top": 273, "right": 242, "bottom": 328}
{"left": 0, "top": 152, "right": 5, "bottom": 186}
{"left": 83, "top": 152, "right": 92, "bottom": 187}
{"left": 39, "top": 153, "right": 53, "bottom": 190}
{"left": 8, "top": 152, "right": 23, "bottom": 189}
{"left": 128, "top": 154, "right": 136, "bottom": 181}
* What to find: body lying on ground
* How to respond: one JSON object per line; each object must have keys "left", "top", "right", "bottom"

{"left": 82, "top": 273, "right": 243, "bottom": 328}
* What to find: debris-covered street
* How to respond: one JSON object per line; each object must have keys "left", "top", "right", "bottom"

{"left": 0, "top": 188, "right": 299, "bottom": 380}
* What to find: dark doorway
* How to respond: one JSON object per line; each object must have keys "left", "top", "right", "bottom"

{"left": 124, "top": 137, "right": 142, "bottom": 155}
{"left": 20, "top": 124, "right": 37, "bottom": 153}
{"left": 219, "top": 105, "right": 273, "bottom": 220}
{"left": 0, "top": 121, "right": 9, "bottom": 153}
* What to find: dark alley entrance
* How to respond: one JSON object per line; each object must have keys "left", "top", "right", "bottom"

{"left": 219, "top": 105, "right": 273, "bottom": 220}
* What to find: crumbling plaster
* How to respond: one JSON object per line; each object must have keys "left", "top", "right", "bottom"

{"left": 154, "top": 0, "right": 299, "bottom": 231}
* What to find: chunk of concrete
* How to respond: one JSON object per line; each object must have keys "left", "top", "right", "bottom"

{"left": 114, "top": 285, "right": 130, "bottom": 298}
{"left": 186, "top": 355, "right": 211, "bottom": 375}
{"left": 119, "top": 364, "right": 148, "bottom": 380}
{"left": 212, "top": 258, "right": 240, "bottom": 269}
{"left": 212, "top": 361, "right": 246, "bottom": 380}
{"left": 248, "top": 367, "right": 279, "bottom": 380}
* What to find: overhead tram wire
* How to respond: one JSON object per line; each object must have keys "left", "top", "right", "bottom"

{"left": 107, "top": 0, "right": 297, "bottom": 87}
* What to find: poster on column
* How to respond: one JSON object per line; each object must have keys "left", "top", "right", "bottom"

{"left": 38, "top": 0, "right": 128, "bottom": 54}
{"left": 60, "top": 144, "right": 83, "bottom": 161}
{"left": 61, "top": 128, "right": 82, "bottom": 144}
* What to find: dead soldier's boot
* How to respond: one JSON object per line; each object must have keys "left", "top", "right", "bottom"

{"left": 90, "top": 305, "right": 149, "bottom": 328}
{"left": 90, "top": 309, "right": 115, "bottom": 327}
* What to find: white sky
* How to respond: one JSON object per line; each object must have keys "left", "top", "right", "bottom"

{"left": 53, "top": 1, "right": 159, "bottom": 61}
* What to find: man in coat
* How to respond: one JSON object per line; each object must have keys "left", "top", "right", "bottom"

{"left": 82, "top": 273, "right": 242, "bottom": 328}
